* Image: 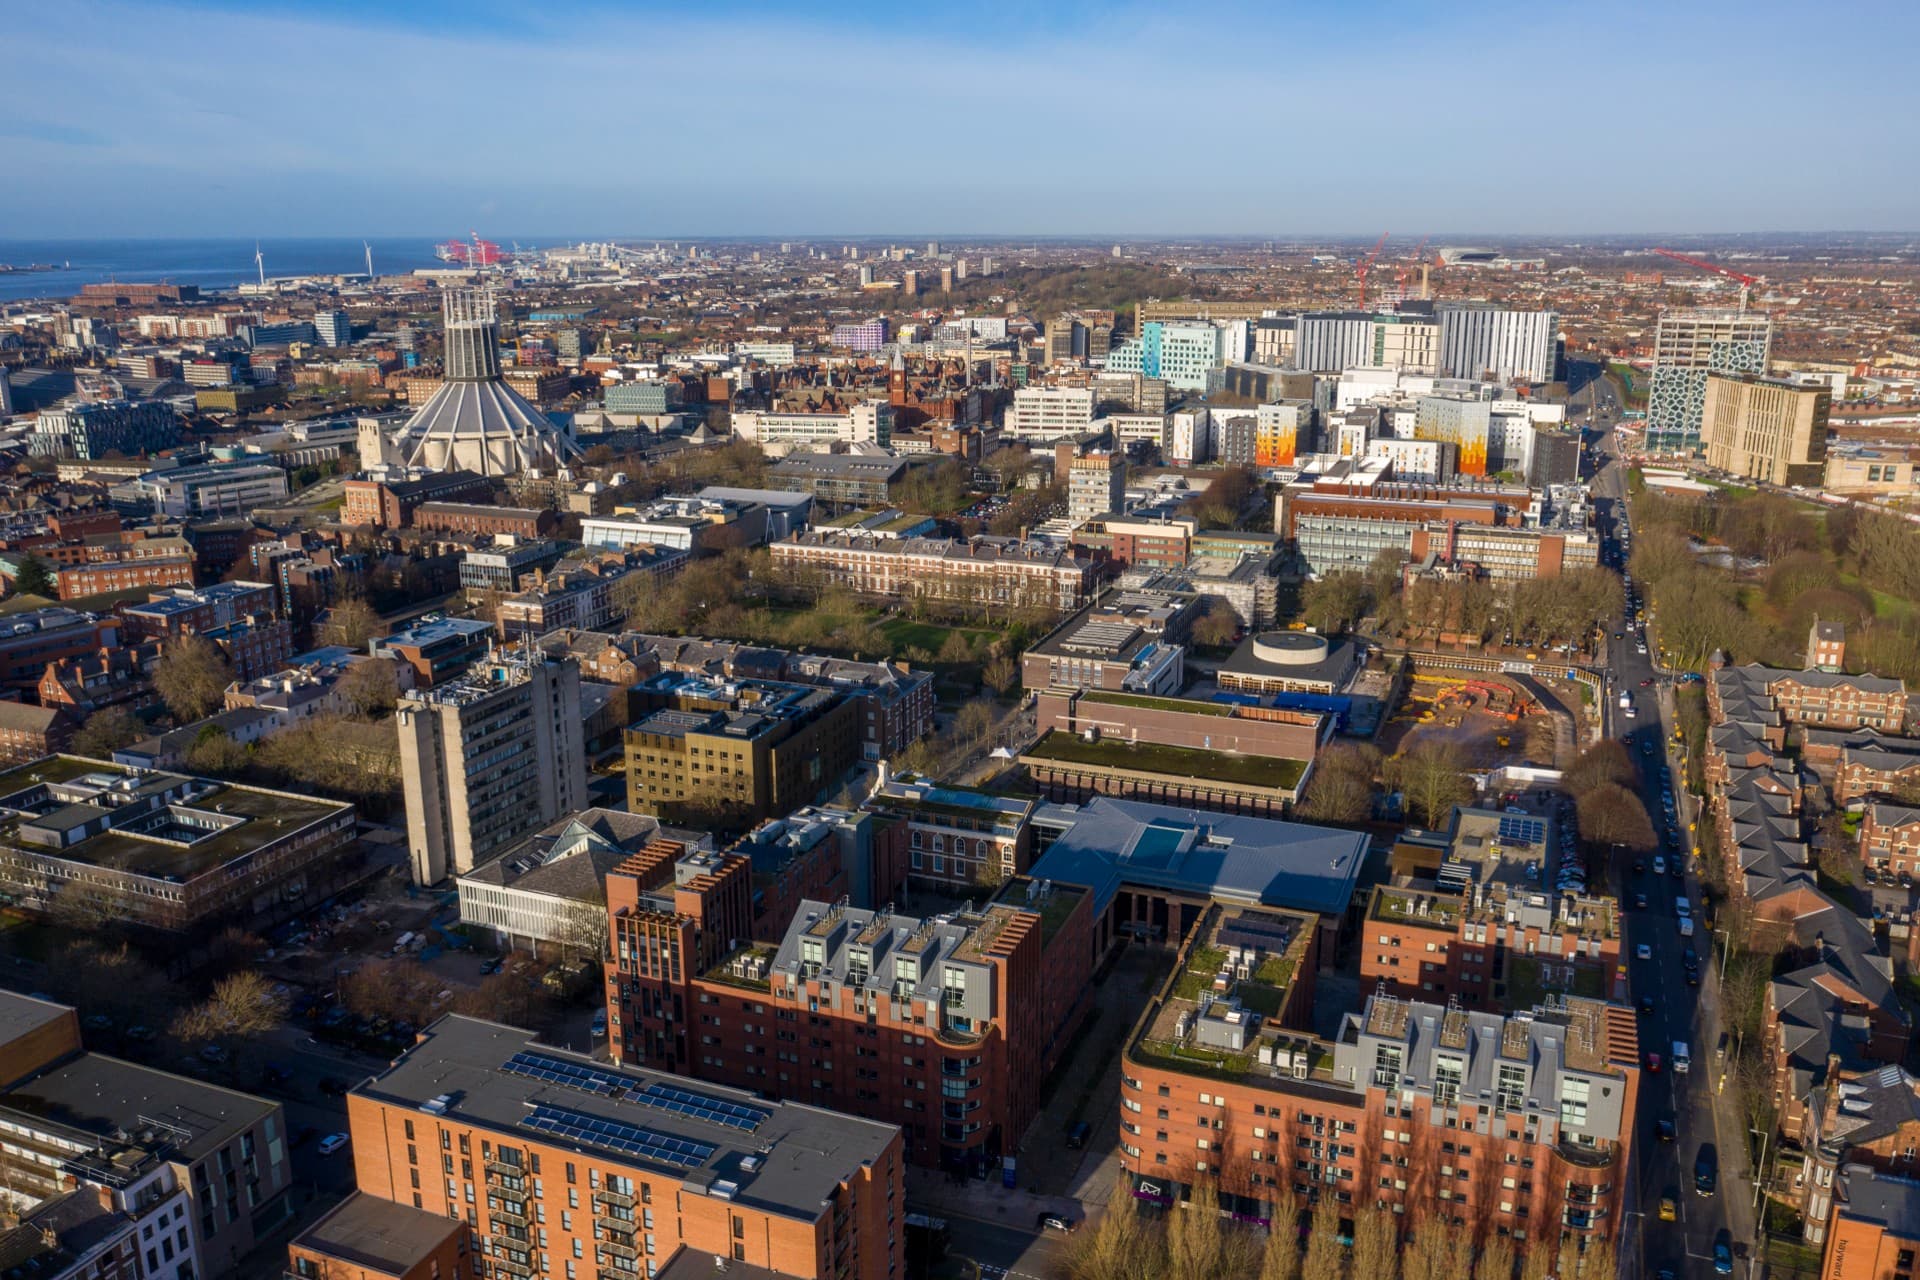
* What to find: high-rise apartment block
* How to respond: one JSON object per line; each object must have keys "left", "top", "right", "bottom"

{"left": 1700, "top": 371, "right": 1831, "bottom": 486}
{"left": 329, "top": 1016, "right": 905, "bottom": 1280}
{"left": 397, "top": 652, "right": 587, "bottom": 885}
{"left": 1105, "top": 321, "right": 1241, "bottom": 391}
{"left": 1437, "top": 305, "right": 1559, "bottom": 383}
{"left": 1067, "top": 450, "right": 1126, "bottom": 524}
{"left": 1644, "top": 308, "right": 1772, "bottom": 453}
{"left": 1292, "top": 312, "right": 1438, "bottom": 375}
{"left": 1004, "top": 386, "right": 1096, "bottom": 439}
{"left": 28, "top": 400, "right": 180, "bottom": 460}
{"left": 313, "top": 309, "right": 352, "bottom": 347}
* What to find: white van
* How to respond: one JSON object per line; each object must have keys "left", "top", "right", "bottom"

{"left": 1672, "top": 1041, "right": 1691, "bottom": 1073}
{"left": 1679, "top": 917, "right": 1695, "bottom": 938}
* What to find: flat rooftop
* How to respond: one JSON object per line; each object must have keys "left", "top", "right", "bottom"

{"left": 0, "top": 1051, "right": 278, "bottom": 1164}
{"left": 0, "top": 756, "right": 351, "bottom": 882}
{"left": 1023, "top": 731, "right": 1308, "bottom": 792}
{"left": 359, "top": 1017, "right": 897, "bottom": 1222}
{"left": 293, "top": 1192, "right": 463, "bottom": 1275}
{"left": 1027, "top": 796, "right": 1367, "bottom": 919}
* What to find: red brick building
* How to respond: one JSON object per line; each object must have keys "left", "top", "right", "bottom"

{"left": 607, "top": 885, "right": 1094, "bottom": 1170}
{"left": 53, "top": 556, "right": 195, "bottom": 600}
{"left": 1359, "top": 808, "right": 1623, "bottom": 1009}
{"left": 330, "top": 1016, "right": 904, "bottom": 1280}
{"left": 412, "top": 503, "right": 558, "bottom": 539}
{"left": 0, "top": 702, "right": 75, "bottom": 764}
{"left": 1120, "top": 904, "right": 1640, "bottom": 1265}
{"left": 1860, "top": 804, "right": 1920, "bottom": 880}
{"left": 342, "top": 470, "right": 493, "bottom": 529}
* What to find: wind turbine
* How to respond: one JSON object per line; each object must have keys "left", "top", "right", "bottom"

{"left": 253, "top": 243, "right": 266, "bottom": 287}
{"left": 363, "top": 241, "right": 374, "bottom": 280}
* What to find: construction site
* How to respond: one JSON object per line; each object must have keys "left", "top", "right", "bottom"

{"left": 1378, "top": 671, "right": 1571, "bottom": 769}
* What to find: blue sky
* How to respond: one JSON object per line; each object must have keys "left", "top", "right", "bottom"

{"left": 5, "top": 0, "right": 1915, "bottom": 238}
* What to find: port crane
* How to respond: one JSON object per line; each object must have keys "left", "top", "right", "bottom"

{"left": 1354, "top": 231, "right": 1389, "bottom": 309}
{"left": 1650, "top": 247, "right": 1759, "bottom": 311}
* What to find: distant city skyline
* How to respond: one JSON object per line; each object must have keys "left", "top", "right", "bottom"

{"left": 7, "top": 0, "right": 1918, "bottom": 238}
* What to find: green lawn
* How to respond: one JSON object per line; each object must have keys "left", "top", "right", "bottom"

{"left": 877, "top": 617, "right": 997, "bottom": 654}
{"left": 1023, "top": 732, "right": 1307, "bottom": 790}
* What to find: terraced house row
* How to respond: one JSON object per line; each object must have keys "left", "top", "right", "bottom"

{"left": 1701, "top": 656, "right": 1917, "bottom": 1255}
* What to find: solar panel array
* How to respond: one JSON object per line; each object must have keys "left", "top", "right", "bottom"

{"left": 635, "top": 1082, "right": 769, "bottom": 1132}
{"left": 502, "top": 1052, "right": 628, "bottom": 1097}
{"left": 1497, "top": 815, "right": 1547, "bottom": 846}
{"left": 520, "top": 1105, "right": 714, "bottom": 1170}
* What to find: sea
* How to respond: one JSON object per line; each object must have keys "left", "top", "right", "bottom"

{"left": 0, "top": 238, "right": 467, "bottom": 303}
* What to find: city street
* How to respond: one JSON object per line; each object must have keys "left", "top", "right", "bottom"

{"left": 1589, "top": 407, "right": 1752, "bottom": 1279}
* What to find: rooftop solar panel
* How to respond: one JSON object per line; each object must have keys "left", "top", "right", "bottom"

{"left": 502, "top": 1051, "right": 628, "bottom": 1097}
{"left": 520, "top": 1104, "right": 714, "bottom": 1170}
{"left": 634, "top": 1083, "right": 770, "bottom": 1132}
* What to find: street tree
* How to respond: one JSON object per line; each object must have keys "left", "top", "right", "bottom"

{"left": 1300, "top": 1196, "right": 1346, "bottom": 1280}
{"left": 1349, "top": 1206, "right": 1398, "bottom": 1280}
{"left": 1574, "top": 783, "right": 1658, "bottom": 852}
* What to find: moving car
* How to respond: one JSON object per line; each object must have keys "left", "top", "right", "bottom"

{"left": 1636, "top": 944, "right": 1652, "bottom": 961}
{"left": 1658, "top": 1195, "right": 1678, "bottom": 1222}
{"left": 1713, "top": 1234, "right": 1734, "bottom": 1274}
{"left": 1695, "top": 1145, "right": 1718, "bottom": 1195}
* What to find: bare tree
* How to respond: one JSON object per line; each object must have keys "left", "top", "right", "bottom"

{"left": 1296, "top": 743, "right": 1381, "bottom": 825}
{"left": 1067, "top": 1184, "right": 1158, "bottom": 1280}
{"left": 1301, "top": 1195, "right": 1345, "bottom": 1280}
{"left": 1167, "top": 1178, "right": 1225, "bottom": 1280}
{"left": 338, "top": 660, "right": 402, "bottom": 718}
{"left": 981, "top": 655, "right": 1020, "bottom": 697}
{"left": 1404, "top": 1215, "right": 1470, "bottom": 1280}
{"left": 71, "top": 706, "right": 145, "bottom": 758}
{"left": 553, "top": 890, "right": 610, "bottom": 967}
{"left": 1561, "top": 741, "right": 1637, "bottom": 796}
{"left": 1350, "top": 1206, "right": 1398, "bottom": 1280}
{"left": 151, "top": 634, "right": 233, "bottom": 723}
{"left": 1471, "top": 1235, "right": 1514, "bottom": 1280}
{"left": 47, "top": 878, "right": 123, "bottom": 934}
{"left": 1575, "top": 784, "right": 1658, "bottom": 852}
{"left": 1388, "top": 738, "right": 1474, "bottom": 829}
{"left": 320, "top": 596, "right": 382, "bottom": 649}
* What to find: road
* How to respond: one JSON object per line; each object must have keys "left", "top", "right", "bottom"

{"left": 1587, "top": 398, "right": 1748, "bottom": 1279}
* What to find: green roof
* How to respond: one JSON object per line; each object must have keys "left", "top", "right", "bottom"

{"left": 1079, "top": 690, "right": 1233, "bottom": 717}
{"left": 1023, "top": 732, "right": 1307, "bottom": 791}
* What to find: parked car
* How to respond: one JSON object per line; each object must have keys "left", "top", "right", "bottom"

{"left": 1037, "top": 1213, "right": 1077, "bottom": 1234}
{"left": 319, "top": 1076, "right": 351, "bottom": 1096}
{"left": 318, "top": 1133, "right": 351, "bottom": 1157}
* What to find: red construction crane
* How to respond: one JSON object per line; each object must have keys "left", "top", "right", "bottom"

{"left": 1355, "top": 231, "right": 1389, "bottom": 309}
{"left": 1650, "top": 247, "right": 1759, "bottom": 311}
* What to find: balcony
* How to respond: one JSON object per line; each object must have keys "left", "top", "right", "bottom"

{"left": 490, "top": 1258, "right": 534, "bottom": 1279}
{"left": 596, "top": 1238, "right": 639, "bottom": 1261}
{"left": 596, "top": 1224, "right": 636, "bottom": 1248}
{"left": 487, "top": 1202, "right": 529, "bottom": 1227}
{"left": 1555, "top": 1140, "right": 1617, "bottom": 1170}
{"left": 485, "top": 1158, "right": 527, "bottom": 1177}
{"left": 591, "top": 1187, "right": 635, "bottom": 1210}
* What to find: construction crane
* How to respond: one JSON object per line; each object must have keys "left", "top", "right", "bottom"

{"left": 1650, "top": 247, "right": 1760, "bottom": 311}
{"left": 1355, "top": 231, "right": 1390, "bottom": 309}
